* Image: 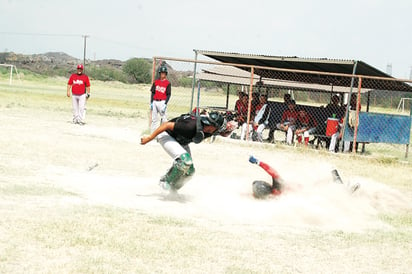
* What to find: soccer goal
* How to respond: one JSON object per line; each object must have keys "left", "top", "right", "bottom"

{"left": 397, "top": 98, "right": 412, "bottom": 113}
{"left": 0, "top": 64, "right": 21, "bottom": 85}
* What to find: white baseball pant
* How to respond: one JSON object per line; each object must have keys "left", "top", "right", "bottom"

{"left": 240, "top": 123, "right": 253, "bottom": 141}
{"left": 157, "top": 131, "right": 191, "bottom": 159}
{"left": 256, "top": 123, "right": 268, "bottom": 142}
{"left": 151, "top": 100, "right": 167, "bottom": 133}
{"left": 72, "top": 94, "right": 86, "bottom": 123}
{"left": 296, "top": 127, "right": 317, "bottom": 138}
{"left": 277, "top": 123, "right": 296, "bottom": 145}
{"left": 329, "top": 132, "right": 339, "bottom": 152}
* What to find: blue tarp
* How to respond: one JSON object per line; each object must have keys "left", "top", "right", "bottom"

{"left": 343, "top": 112, "right": 411, "bottom": 144}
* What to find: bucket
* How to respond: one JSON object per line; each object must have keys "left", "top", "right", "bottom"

{"left": 326, "top": 118, "right": 339, "bottom": 136}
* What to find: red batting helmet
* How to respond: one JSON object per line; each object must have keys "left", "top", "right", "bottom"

{"left": 77, "top": 64, "right": 84, "bottom": 70}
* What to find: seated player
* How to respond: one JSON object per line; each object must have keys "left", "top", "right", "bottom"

{"left": 295, "top": 106, "right": 318, "bottom": 146}
{"left": 253, "top": 94, "right": 269, "bottom": 142}
{"left": 276, "top": 100, "right": 298, "bottom": 145}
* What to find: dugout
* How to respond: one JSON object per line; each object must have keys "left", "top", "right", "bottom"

{"left": 193, "top": 50, "right": 412, "bottom": 157}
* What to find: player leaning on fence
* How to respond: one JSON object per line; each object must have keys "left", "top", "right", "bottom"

{"left": 67, "top": 64, "right": 90, "bottom": 125}
{"left": 150, "top": 66, "right": 171, "bottom": 133}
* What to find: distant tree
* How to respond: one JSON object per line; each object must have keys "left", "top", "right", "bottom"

{"left": 88, "top": 65, "right": 129, "bottom": 83}
{"left": 123, "top": 58, "right": 151, "bottom": 84}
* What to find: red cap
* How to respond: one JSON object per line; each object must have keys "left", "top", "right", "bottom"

{"left": 77, "top": 64, "right": 84, "bottom": 70}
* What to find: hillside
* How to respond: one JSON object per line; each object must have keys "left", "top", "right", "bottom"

{"left": 0, "top": 52, "right": 130, "bottom": 77}
{"left": 0, "top": 52, "right": 191, "bottom": 85}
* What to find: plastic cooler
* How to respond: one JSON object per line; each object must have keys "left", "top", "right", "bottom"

{"left": 326, "top": 118, "right": 339, "bottom": 136}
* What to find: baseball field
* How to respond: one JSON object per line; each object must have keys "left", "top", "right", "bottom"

{"left": 1, "top": 77, "right": 412, "bottom": 273}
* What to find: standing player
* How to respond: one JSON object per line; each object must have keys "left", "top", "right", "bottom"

{"left": 150, "top": 66, "right": 171, "bottom": 133}
{"left": 141, "top": 112, "right": 237, "bottom": 192}
{"left": 67, "top": 64, "right": 91, "bottom": 125}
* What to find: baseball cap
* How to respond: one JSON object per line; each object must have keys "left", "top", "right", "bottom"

{"left": 77, "top": 64, "right": 84, "bottom": 70}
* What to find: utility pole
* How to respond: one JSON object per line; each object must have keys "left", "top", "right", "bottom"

{"left": 82, "top": 35, "right": 89, "bottom": 71}
{"left": 386, "top": 63, "right": 392, "bottom": 76}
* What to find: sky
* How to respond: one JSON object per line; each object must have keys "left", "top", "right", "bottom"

{"left": 0, "top": 0, "right": 411, "bottom": 78}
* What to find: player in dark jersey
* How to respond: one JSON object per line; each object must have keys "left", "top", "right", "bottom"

{"left": 141, "top": 112, "right": 237, "bottom": 192}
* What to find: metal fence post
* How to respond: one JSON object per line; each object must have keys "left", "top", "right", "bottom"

{"left": 246, "top": 66, "right": 254, "bottom": 141}
{"left": 151, "top": 58, "right": 156, "bottom": 84}
{"left": 190, "top": 50, "right": 198, "bottom": 112}
{"left": 352, "top": 77, "right": 362, "bottom": 153}
{"left": 341, "top": 61, "right": 358, "bottom": 152}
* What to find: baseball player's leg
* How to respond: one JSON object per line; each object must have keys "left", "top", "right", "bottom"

{"left": 240, "top": 123, "right": 252, "bottom": 140}
{"left": 78, "top": 94, "right": 86, "bottom": 123}
{"left": 165, "top": 153, "right": 194, "bottom": 190}
{"left": 286, "top": 125, "right": 295, "bottom": 145}
{"left": 72, "top": 95, "right": 80, "bottom": 123}
{"left": 329, "top": 132, "right": 339, "bottom": 152}
{"left": 159, "top": 100, "right": 167, "bottom": 124}
{"left": 240, "top": 123, "right": 246, "bottom": 140}
{"left": 151, "top": 101, "right": 160, "bottom": 133}
{"left": 157, "top": 132, "right": 194, "bottom": 190}
{"left": 303, "top": 127, "right": 316, "bottom": 145}
{"left": 256, "top": 124, "right": 266, "bottom": 142}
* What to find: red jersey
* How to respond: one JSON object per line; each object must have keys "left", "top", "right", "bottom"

{"left": 235, "top": 100, "right": 248, "bottom": 115}
{"left": 235, "top": 100, "right": 249, "bottom": 123}
{"left": 281, "top": 110, "right": 298, "bottom": 124}
{"left": 68, "top": 74, "right": 90, "bottom": 95}
{"left": 151, "top": 79, "right": 171, "bottom": 101}
{"left": 254, "top": 103, "right": 264, "bottom": 113}
{"left": 297, "top": 113, "right": 317, "bottom": 128}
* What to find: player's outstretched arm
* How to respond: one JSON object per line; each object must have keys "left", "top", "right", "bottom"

{"left": 141, "top": 122, "right": 175, "bottom": 145}
{"left": 249, "top": 156, "right": 280, "bottom": 180}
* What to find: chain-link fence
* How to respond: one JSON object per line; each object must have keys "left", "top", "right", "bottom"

{"left": 152, "top": 56, "right": 412, "bottom": 161}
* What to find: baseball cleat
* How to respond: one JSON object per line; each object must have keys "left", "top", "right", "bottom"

{"left": 159, "top": 178, "right": 171, "bottom": 191}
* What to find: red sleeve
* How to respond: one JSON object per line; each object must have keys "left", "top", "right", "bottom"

{"left": 235, "top": 100, "right": 241, "bottom": 112}
{"left": 85, "top": 75, "right": 90, "bottom": 87}
{"left": 68, "top": 75, "right": 73, "bottom": 85}
{"left": 258, "top": 161, "right": 280, "bottom": 180}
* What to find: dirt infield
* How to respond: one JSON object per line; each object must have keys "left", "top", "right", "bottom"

{"left": 2, "top": 107, "right": 410, "bottom": 230}
{"left": 1, "top": 102, "right": 412, "bottom": 273}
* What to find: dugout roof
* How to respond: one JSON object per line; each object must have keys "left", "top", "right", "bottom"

{"left": 196, "top": 50, "right": 412, "bottom": 92}
{"left": 197, "top": 66, "right": 371, "bottom": 94}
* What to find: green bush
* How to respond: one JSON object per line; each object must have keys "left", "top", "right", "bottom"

{"left": 123, "top": 58, "right": 152, "bottom": 84}
{"left": 177, "top": 76, "right": 194, "bottom": 88}
{"left": 88, "top": 65, "right": 129, "bottom": 83}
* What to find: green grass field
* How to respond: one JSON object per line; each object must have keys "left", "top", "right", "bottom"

{"left": 1, "top": 77, "right": 412, "bottom": 273}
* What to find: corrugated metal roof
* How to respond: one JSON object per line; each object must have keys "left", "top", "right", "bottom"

{"left": 195, "top": 50, "right": 412, "bottom": 92}
{"left": 197, "top": 50, "right": 356, "bottom": 65}
{"left": 197, "top": 66, "right": 370, "bottom": 94}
